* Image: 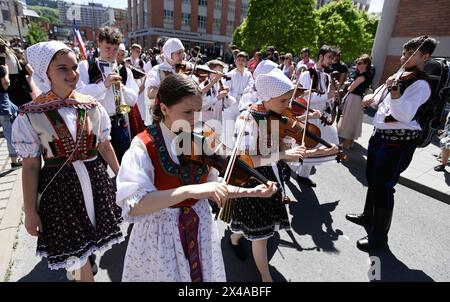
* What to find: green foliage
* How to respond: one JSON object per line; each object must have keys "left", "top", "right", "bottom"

{"left": 29, "top": 5, "right": 61, "bottom": 25}
{"left": 233, "top": 0, "right": 318, "bottom": 55}
{"left": 233, "top": 0, "right": 379, "bottom": 62}
{"left": 315, "top": 0, "right": 377, "bottom": 62}
{"left": 26, "top": 22, "right": 48, "bottom": 45}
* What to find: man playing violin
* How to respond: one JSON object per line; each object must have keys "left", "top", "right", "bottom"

{"left": 347, "top": 36, "right": 437, "bottom": 252}
{"left": 295, "top": 45, "right": 340, "bottom": 187}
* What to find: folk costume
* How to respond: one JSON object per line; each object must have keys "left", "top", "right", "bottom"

{"left": 12, "top": 41, "right": 123, "bottom": 271}
{"left": 229, "top": 68, "right": 291, "bottom": 240}
{"left": 116, "top": 122, "right": 226, "bottom": 282}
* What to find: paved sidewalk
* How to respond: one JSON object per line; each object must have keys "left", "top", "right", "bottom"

{"left": 359, "top": 122, "right": 449, "bottom": 203}
{"left": 0, "top": 135, "right": 23, "bottom": 282}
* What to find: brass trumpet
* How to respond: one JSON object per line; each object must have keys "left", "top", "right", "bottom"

{"left": 109, "top": 62, "right": 131, "bottom": 114}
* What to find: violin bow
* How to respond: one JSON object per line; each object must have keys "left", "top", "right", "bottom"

{"left": 370, "top": 35, "right": 429, "bottom": 103}
{"left": 218, "top": 108, "right": 251, "bottom": 222}
{"left": 301, "top": 74, "right": 315, "bottom": 148}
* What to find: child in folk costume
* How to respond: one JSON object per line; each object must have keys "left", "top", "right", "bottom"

{"left": 200, "top": 60, "right": 235, "bottom": 125}
{"left": 77, "top": 27, "right": 139, "bottom": 163}
{"left": 223, "top": 52, "right": 254, "bottom": 148}
{"left": 295, "top": 45, "right": 340, "bottom": 187}
{"left": 124, "top": 43, "right": 148, "bottom": 129}
{"left": 145, "top": 38, "right": 186, "bottom": 102}
{"left": 228, "top": 68, "right": 332, "bottom": 282}
{"left": 12, "top": 41, "right": 123, "bottom": 281}
{"left": 116, "top": 74, "right": 278, "bottom": 282}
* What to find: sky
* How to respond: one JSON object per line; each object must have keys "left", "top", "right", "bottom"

{"left": 63, "top": 0, "right": 385, "bottom": 13}
{"left": 369, "top": 0, "right": 384, "bottom": 13}
{"left": 64, "top": 0, "right": 127, "bottom": 9}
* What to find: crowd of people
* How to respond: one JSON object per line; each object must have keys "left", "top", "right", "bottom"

{"left": 0, "top": 29, "right": 445, "bottom": 282}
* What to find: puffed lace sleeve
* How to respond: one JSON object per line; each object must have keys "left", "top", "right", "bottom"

{"left": 116, "top": 137, "right": 157, "bottom": 223}
{"left": 233, "top": 112, "right": 258, "bottom": 154}
{"left": 97, "top": 103, "right": 111, "bottom": 143}
{"left": 12, "top": 114, "right": 41, "bottom": 158}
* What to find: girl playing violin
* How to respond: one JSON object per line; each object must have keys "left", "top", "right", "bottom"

{"left": 228, "top": 68, "right": 336, "bottom": 282}
{"left": 115, "top": 73, "right": 278, "bottom": 282}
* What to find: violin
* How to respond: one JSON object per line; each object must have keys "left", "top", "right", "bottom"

{"left": 175, "top": 61, "right": 231, "bottom": 80}
{"left": 291, "top": 97, "right": 333, "bottom": 126}
{"left": 389, "top": 68, "right": 427, "bottom": 93}
{"left": 178, "top": 131, "right": 284, "bottom": 201}
{"left": 269, "top": 108, "right": 321, "bottom": 149}
{"left": 269, "top": 108, "right": 348, "bottom": 162}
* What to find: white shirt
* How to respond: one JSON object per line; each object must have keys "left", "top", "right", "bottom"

{"left": 225, "top": 68, "right": 254, "bottom": 104}
{"left": 372, "top": 79, "right": 431, "bottom": 130}
{"left": 77, "top": 60, "right": 139, "bottom": 116}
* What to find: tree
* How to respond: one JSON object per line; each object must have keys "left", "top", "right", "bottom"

{"left": 29, "top": 6, "right": 61, "bottom": 25}
{"left": 233, "top": 0, "right": 318, "bottom": 56}
{"left": 26, "top": 22, "right": 48, "bottom": 45}
{"left": 315, "top": 0, "right": 378, "bottom": 62}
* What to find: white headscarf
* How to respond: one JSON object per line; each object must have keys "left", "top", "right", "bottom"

{"left": 255, "top": 68, "right": 294, "bottom": 102}
{"left": 26, "top": 41, "right": 71, "bottom": 93}
{"left": 253, "top": 59, "right": 279, "bottom": 80}
{"left": 162, "top": 38, "right": 184, "bottom": 66}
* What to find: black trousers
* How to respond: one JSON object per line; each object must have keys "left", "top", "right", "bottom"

{"left": 110, "top": 114, "right": 131, "bottom": 164}
{"left": 363, "top": 129, "right": 418, "bottom": 241}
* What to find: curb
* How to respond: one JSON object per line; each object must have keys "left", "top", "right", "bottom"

{"left": 0, "top": 169, "right": 23, "bottom": 282}
{"left": 399, "top": 175, "right": 449, "bottom": 205}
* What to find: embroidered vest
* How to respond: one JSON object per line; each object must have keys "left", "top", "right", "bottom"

{"left": 137, "top": 123, "right": 209, "bottom": 208}
{"left": 21, "top": 91, "right": 101, "bottom": 166}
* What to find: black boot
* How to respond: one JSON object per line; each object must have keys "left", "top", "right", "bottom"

{"left": 345, "top": 213, "right": 371, "bottom": 227}
{"left": 346, "top": 189, "right": 375, "bottom": 227}
{"left": 89, "top": 254, "right": 98, "bottom": 276}
{"left": 356, "top": 207, "right": 392, "bottom": 252}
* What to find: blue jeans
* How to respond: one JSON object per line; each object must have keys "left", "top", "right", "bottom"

{"left": 0, "top": 114, "right": 18, "bottom": 158}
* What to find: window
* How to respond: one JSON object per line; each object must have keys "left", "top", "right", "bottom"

{"left": 228, "top": 0, "right": 235, "bottom": 13}
{"left": 164, "top": 10, "right": 174, "bottom": 21}
{"left": 215, "top": 0, "right": 222, "bottom": 10}
{"left": 183, "top": 0, "right": 189, "bottom": 3}
{"left": 198, "top": 15, "right": 207, "bottom": 28}
{"left": 213, "top": 18, "right": 221, "bottom": 31}
{"left": 2, "top": 9, "right": 10, "bottom": 22}
{"left": 182, "top": 13, "right": 191, "bottom": 26}
{"left": 199, "top": 0, "right": 207, "bottom": 6}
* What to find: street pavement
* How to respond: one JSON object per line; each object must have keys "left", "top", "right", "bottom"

{"left": 2, "top": 112, "right": 450, "bottom": 282}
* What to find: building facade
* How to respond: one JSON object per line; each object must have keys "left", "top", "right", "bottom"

{"left": 57, "top": 1, "right": 128, "bottom": 43}
{"left": 127, "top": 0, "right": 249, "bottom": 57}
{"left": 371, "top": 0, "right": 450, "bottom": 87}
{"left": 0, "top": 0, "right": 39, "bottom": 41}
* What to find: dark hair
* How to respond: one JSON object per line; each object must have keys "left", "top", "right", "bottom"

{"left": 236, "top": 51, "right": 248, "bottom": 60}
{"left": 152, "top": 74, "right": 201, "bottom": 122}
{"left": 157, "top": 37, "right": 167, "bottom": 49}
{"left": 97, "top": 27, "right": 123, "bottom": 45}
{"left": 332, "top": 47, "right": 341, "bottom": 56}
{"left": 403, "top": 35, "right": 437, "bottom": 56}
{"left": 300, "top": 48, "right": 310, "bottom": 55}
{"left": 317, "top": 45, "right": 333, "bottom": 60}
{"left": 0, "top": 65, "right": 6, "bottom": 78}
{"left": 207, "top": 59, "right": 226, "bottom": 69}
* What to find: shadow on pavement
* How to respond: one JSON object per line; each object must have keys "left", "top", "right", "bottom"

{"left": 98, "top": 224, "right": 131, "bottom": 282}
{"left": 340, "top": 142, "right": 368, "bottom": 187}
{"left": 286, "top": 179, "right": 343, "bottom": 253}
{"left": 17, "top": 259, "right": 69, "bottom": 282}
{"left": 221, "top": 228, "right": 287, "bottom": 282}
{"left": 368, "top": 248, "right": 435, "bottom": 282}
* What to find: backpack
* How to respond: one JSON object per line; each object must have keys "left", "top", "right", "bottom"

{"left": 415, "top": 58, "right": 450, "bottom": 148}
